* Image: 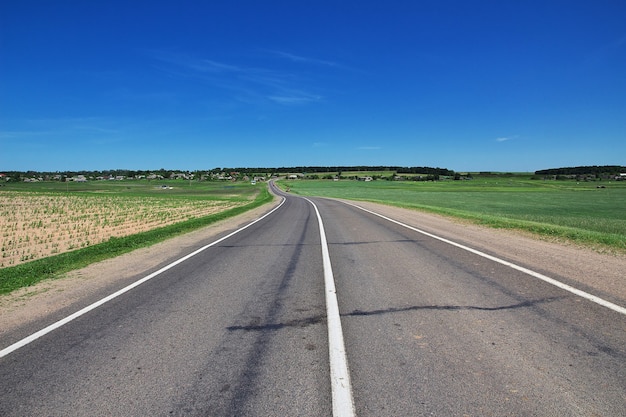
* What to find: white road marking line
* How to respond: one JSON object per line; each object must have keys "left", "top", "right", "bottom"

{"left": 0, "top": 198, "right": 286, "bottom": 359}
{"left": 305, "top": 198, "right": 356, "bottom": 417}
{"left": 342, "top": 200, "right": 626, "bottom": 316}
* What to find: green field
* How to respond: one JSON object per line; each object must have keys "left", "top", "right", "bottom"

{"left": 279, "top": 176, "right": 626, "bottom": 252}
{"left": 0, "top": 178, "right": 261, "bottom": 200}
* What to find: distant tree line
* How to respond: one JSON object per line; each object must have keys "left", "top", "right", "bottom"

{"left": 0, "top": 169, "right": 204, "bottom": 182}
{"left": 535, "top": 165, "right": 626, "bottom": 176}
{"left": 225, "top": 166, "right": 455, "bottom": 176}
{"left": 2, "top": 166, "right": 455, "bottom": 180}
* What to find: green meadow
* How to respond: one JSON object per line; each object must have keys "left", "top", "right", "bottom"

{"left": 279, "top": 175, "right": 626, "bottom": 252}
{"left": 0, "top": 178, "right": 261, "bottom": 200}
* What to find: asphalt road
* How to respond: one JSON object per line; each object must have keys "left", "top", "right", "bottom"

{"left": 1, "top": 184, "right": 624, "bottom": 416}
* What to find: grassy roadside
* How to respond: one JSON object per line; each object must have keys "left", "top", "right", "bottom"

{"left": 0, "top": 187, "right": 272, "bottom": 295}
{"left": 277, "top": 178, "right": 626, "bottom": 253}
{"left": 379, "top": 202, "right": 626, "bottom": 251}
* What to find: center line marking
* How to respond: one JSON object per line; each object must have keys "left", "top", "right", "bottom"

{"left": 305, "top": 198, "right": 356, "bottom": 417}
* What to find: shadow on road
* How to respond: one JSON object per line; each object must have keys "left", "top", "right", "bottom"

{"left": 226, "top": 297, "right": 564, "bottom": 332}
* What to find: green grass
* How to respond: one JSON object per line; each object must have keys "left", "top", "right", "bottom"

{"left": 0, "top": 182, "right": 272, "bottom": 294}
{"left": 0, "top": 179, "right": 259, "bottom": 200}
{"left": 279, "top": 177, "right": 626, "bottom": 252}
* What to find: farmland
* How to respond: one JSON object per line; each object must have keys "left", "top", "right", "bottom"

{"left": 0, "top": 181, "right": 265, "bottom": 268}
{"left": 1, "top": 193, "right": 240, "bottom": 268}
{"left": 0, "top": 180, "right": 269, "bottom": 293}
{"left": 278, "top": 174, "right": 626, "bottom": 252}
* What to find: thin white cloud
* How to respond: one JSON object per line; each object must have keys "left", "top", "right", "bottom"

{"left": 149, "top": 50, "right": 323, "bottom": 107}
{"left": 268, "top": 50, "right": 340, "bottom": 67}
{"left": 106, "top": 89, "right": 177, "bottom": 103}
{"left": 0, "top": 118, "right": 122, "bottom": 143}
{"left": 189, "top": 59, "right": 241, "bottom": 73}
{"left": 268, "top": 90, "right": 322, "bottom": 105}
{"left": 357, "top": 146, "right": 381, "bottom": 150}
{"left": 496, "top": 135, "right": 519, "bottom": 142}
{"left": 266, "top": 49, "right": 365, "bottom": 73}
{"left": 0, "top": 130, "right": 50, "bottom": 139}
{"left": 151, "top": 53, "right": 244, "bottom": 82}
{"left": 148, "top": 50, "right": 237, "bottom": 72}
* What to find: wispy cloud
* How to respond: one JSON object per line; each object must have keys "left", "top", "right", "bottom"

{"left": 268, "top": 50, "right": 340, "bottom": 68}
{"left": 266, "top": 49, "right": 365, "bottom": 74}
{"left": 190, "top": 59, "right": 241, "bottom": 73}
{"left": 105, "top": 88, "right": 177, "bottom": 103}
{"left": 268, "top": 90, "right": 322, "bottom": 105}
{"left": 0, "top": 130, "right": 50, "bottom": 139}
{"left": 148, "top": 50, "right": 324, "bottom": 107}
{"left": 148, "top": 50, "right": 238, "bottom": 73}
{"left": 0, "top": 117, "right": 123, "bottom": 145}
{"left": 357, "top": 146, "right": 382, "bottom": 150}
{"left": 496, "top": 135, "right": 518, "bottom": 142}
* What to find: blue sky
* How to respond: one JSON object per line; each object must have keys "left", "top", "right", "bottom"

{"left": 1, "top": 1, "right": 625, "bottom": 172}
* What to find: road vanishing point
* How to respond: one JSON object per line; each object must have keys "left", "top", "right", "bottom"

{"left": 1, "top": 182, "right": 624, "bottom": 416}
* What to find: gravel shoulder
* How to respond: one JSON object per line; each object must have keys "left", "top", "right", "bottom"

{"left": 1, "top": 197, "right": 624, "bottom": 337}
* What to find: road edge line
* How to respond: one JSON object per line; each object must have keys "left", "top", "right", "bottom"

{"left": 342, "top": 200, "right": 626, "bottom": 316}
{"left": 305, "top": 198, "right": 356, "bottom": 417}
{"left": 0, "top": 197, "right": 286, "bottom": 359}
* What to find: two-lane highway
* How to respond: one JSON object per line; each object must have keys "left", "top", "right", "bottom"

{"left": 1, "top": 185, "right": 624, "bottom": 416}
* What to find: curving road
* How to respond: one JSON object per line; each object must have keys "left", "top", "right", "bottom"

{"left": 1, "top": 183, "right": 624, "bottom": 416}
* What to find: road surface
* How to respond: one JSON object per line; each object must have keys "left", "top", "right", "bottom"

{"left": 1, "top": 183, "right": 624, "bottom": 416}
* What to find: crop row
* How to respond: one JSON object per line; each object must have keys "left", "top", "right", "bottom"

{"left": 0, "top": 192, "right": 242, "bottom": 267}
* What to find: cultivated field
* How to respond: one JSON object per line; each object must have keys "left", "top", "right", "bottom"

{"left": 280, "top": 174, "right": 626, "bottom": 252}
{"left": 0, "top": 181, "right": 260, "bottom": 268}
{"left": 0, "top": 192, "right": 241, "bottom": 267}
